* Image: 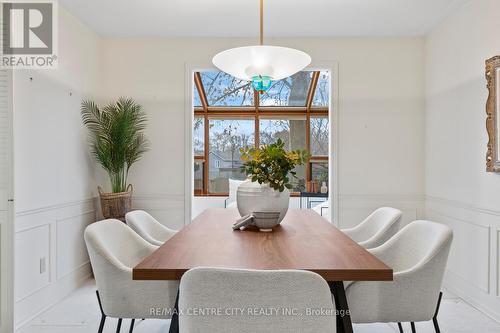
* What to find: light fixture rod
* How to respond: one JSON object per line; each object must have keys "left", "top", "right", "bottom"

{"left": 260, "top": 0, "right": 264, "bottom": 45}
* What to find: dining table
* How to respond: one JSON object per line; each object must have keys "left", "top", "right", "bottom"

{"left": 133, "top": 208, "right": 393, "bottom": 333}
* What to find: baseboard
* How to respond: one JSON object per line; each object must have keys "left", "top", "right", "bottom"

{"left": 14, "top": 198, "right": 97, "bottom": 329}
{"left": 444, "top": 269, "right": 500, "bottom": 324}
{"left": 14, "top": 264, "right": 92, "bottom": 331}
{"left": 426, "top": 196, "right": 500, "bottom": 324}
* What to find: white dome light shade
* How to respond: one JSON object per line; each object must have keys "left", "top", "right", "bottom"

{"left": 212, "top": 45, "right": 311, "bottom": 81}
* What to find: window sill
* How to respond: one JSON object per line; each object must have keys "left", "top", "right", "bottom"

{"left": 194, "top": 192, "right": 302, "bottom": 197}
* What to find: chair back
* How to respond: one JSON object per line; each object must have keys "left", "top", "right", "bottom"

{"left": 84, "top": 219, "right": 157, "bottom": 316}
{"left": 179, "top": 267, "right": 336, "bottom": 333}
{"left": 125, "top": 210, "right": 176, "bottom": 246}
{"left": 379, "top": 220, "right": 453, "bottom": 275}
{"left": 343, "top": 207, "right": 402, "bottom": 248}
{"left": 347, "top": 220, "right": 453, "bottom": 323}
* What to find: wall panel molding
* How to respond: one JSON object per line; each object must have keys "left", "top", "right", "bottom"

{"left": 426, "top": 195, "right": 500, "bottom": 218}
{"left": 131, "top": 194, "right": 185, "bottom": 230}
{"left": 425, "top": 196, "right": 500, "bottom": 322}
{"left": 55, "top": 210, "right": 95, "bottom": 280}
{"left": 14, "top": 199, "right": 96, "bottom": 329}
{"left": 144, "top": 193, "right": 424, "bottom": 230}
{"left": 16, "top": 198, "right": 96, "bottom": 218}
{"left": 338, "top": 193, "right": 424, "bottom": 229}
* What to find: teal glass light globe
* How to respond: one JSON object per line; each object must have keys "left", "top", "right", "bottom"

{"left": 252, "top": 75, "right": 272, "bottom": 92}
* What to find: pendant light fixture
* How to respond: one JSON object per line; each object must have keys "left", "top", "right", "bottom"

{"left": 212, "top": 0, "right": 311, "bottom": 93}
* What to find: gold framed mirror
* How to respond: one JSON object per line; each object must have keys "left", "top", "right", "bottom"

{"left": 486, "top": 56, "right": 500, "bottom": 172}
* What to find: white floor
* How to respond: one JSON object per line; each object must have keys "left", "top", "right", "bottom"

{"left": 17, "top": 278, "right": 500, "bottom": 333}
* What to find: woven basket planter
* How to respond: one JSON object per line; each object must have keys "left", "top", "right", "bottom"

{"left": 98, "top": 184, "right": 133, "bottom": 221}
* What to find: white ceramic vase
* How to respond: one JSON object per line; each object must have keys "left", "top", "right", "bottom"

{"left": 236, "top": 178, "right": 290, "bottom": 222}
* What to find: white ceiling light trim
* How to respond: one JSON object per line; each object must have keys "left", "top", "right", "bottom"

{"left": 212, "top": 45, "right": 311, "bottom": 81}
{"left": 211, "top": 0, "right": 311, "bottom": 91}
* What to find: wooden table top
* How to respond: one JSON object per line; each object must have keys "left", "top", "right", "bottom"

{"left": 133, "top": 208, "right": 393, "bottom": 282}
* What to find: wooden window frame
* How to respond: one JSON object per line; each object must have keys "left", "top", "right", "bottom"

{"left": 193, "top": 71, "right": 329, "bottom": 196}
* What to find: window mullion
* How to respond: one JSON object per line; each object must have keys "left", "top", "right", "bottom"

{"left": 255, "top": 90, "right": 260, "bottom": 148}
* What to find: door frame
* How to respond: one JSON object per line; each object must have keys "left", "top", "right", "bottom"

{"left": 1, "top": 69, "right": 14, "bottom": 333}
{"left": 184, "top": 61, "right": 340, "bottom": 226}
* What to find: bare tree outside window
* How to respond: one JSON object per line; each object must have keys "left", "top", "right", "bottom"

{"left": 208, "top": 119, "right": 254, "bottom": 192}
{"left": 193, "top": 117, "right": 204, "bottom": 155}
{"left": 201, "top": 72, "right": 254, "bottom": 106}
{"left": 311, "top": 117, "right": 329, "bottom": 156}
{"left": 193, "top": 70, "right": 330, "bottom": 195}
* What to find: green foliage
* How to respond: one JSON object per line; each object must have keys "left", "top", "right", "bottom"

{"left": 240, "top": 139, "right": 309, "bottom": 192}
{"left": 81, "top": 98, "right": 149, "bottom": 193}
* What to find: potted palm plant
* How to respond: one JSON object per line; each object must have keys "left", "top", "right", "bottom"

{"left": 81, "top": 98, "right": 149, "bottom": 221}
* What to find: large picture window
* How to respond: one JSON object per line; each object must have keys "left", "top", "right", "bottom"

{"left": 193, "top": 70, "right": 330, "bottom": 195}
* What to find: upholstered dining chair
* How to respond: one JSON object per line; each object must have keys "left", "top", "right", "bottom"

{"left": 178, "top": 267, "right": 336, "bottom": 333}
{"left": 224, "top": 178, "right": 244, "bottom": 208}
{"left": 341, "top": 207, "right": 402, "bottom": 249}
{"left": 125, "top": 210, "right": 177, "bottom": 246}
{"left": 345, "top": 220, "right": 453, "bottom": 333}
{"left": 85, "top": 219, "right": 179, "bottom": 333}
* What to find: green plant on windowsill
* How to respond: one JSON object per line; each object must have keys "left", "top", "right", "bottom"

{"left": 239, "top": 139, "right": 310, "bottom": 192}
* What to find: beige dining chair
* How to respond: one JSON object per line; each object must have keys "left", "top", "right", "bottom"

{"left": 85, "top": 219, "right": 178, "bottom": 333}
{"left": 346, "top": 220, "right": 453, "bottom": 333}
{"left": 178, "top": 267, "right": 337, "bottom": 333}
{"left": 125, "top": 210, "right": 177, "bottom": 246}
{"left": 341, "top": 207, "right": 402, "bottom": 249}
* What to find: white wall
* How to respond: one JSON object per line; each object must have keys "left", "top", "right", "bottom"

{"left": 100, "top": 36, "right": 425, "bottom": 230}
{"left": 425, "top": 0, "right": 500, "bottom": 322}
{"left": 13, "top": 8, "right": 101, "bottom": 328}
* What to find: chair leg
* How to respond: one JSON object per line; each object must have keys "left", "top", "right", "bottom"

{"left": 433, "top": 291, "right": 443, "bottom": 333}
{"left": 97, "top": 315, "right": 106, "bottom": 333}
{"left": 116, "top": 318, "right": 122, "bottom": 333}
{"left": 397, "top": 322, "right": 404, "bottom": 333}
{"left": 96, "top": 291, "right": 107, "bottom": 333}
{"left": 433, "top": 318, "right": 441, "bottom": 333}
{"left": 129, "top": 319, "right": 135, "bottom": 333}
{"left": 410, "top": 322, "right": 416, "bottom": 333}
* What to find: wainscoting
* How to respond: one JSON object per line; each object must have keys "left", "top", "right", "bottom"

{"left": 132, "top": 194, "right": 185, "bottom": 230}
{"left": 338, "top": 194, "right": 424, "bottom": 228}
{"left": 425, "top": 196, "right": 500, "bottom": 323}
{"left": 14, "top": 199, "right": 97, "bottom": 329}
{"left": 142, "top": 193, "right": 424, "bottom": 229}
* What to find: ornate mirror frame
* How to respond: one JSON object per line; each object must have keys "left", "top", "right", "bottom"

{"left": 486, "top": 56, "right": 500, "bottom": 172}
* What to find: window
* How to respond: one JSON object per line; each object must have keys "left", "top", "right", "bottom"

{"left": 312, "top": 71, "right": 329, "bottom": 107}
{"left": 310, "top": 161, "right": 328, "bottom": 185}
{"left": 259, "top": 117, "right": 307, "bottom": 192}
{"left": 193, "top": 70, "right": 330, "bottom": 196}
{"left": 259, "top": 72, "right": 311, "bottom": 107}
{"left": 200, "top": 71, "right": 254, "bottom": 107}
{"left": 193, "top": 84, "right": 202, "bottom": 107}
{"left": 310, "top": 117, "right": 329, "bottom": 156}
{"left": 194, "top": 161, "right": 204, "bottom": 194}
{"left": 193, "top": 117, "right": 204, "bottom": 155}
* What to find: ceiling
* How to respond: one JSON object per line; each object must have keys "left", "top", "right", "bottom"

{"left": 59, "top": 0, "right": 469, "bottom": 37}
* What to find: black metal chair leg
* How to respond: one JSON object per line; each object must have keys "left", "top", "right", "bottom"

{"left": 169, "top": 289, "right": 180, "bottom": 333}
{"left": 410, "top": 322, "right": 416, "bottom": 333}
{"left": 97, "top": 315, "right": 106, "bottom": 333}
{"left": 397, "top": 322, "right": 404, "bottom": 333}
{"left": 433, "top": 291, "right": 443, "bottom": 333}
{"left": 433, "top": 318, "right": 441, "bottom": 333}
{"left": 96, "top": 291, "right": 107, "bottom": 333}
{"left": 129, "top": 319, "right": 135, "bottom": 333}
{"left": 116, "top": 318, "right": 122, "bottom": 333}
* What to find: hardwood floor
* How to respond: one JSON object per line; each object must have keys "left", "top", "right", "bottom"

{"left": 17, "top": 278, "right": 500, "bottom": 333}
